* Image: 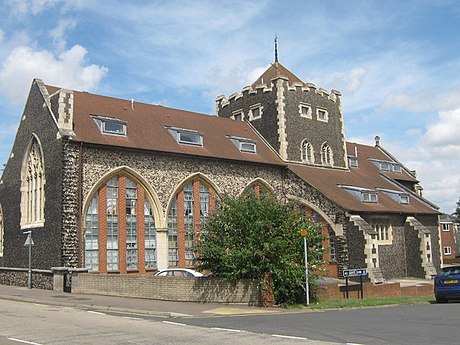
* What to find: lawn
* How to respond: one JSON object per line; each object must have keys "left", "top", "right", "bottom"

{"left": 306, "top": 296, "right": 433, "bottom": 309}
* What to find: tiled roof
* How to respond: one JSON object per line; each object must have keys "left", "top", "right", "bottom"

{"left": 46, "top": 85, "right": 284, "bottom": 166}
{"left": 288, "top": 142, "right": 439, "bottom": 214}
{"left": 251, "top": 62, "right": 304, "bottom": 88}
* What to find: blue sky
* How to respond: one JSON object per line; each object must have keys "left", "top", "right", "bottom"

{"left": 0, "top": 0, "right": 459, "bottom": 213}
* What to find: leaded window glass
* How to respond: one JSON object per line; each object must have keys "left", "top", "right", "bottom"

{"left": 144, "top": 199, "right": 157, "bottom": 269}
{"left": 168, "top": 197, "right": 178, "bottom": 267}
{"left": 84, "top": 196, "right": 99, "bottom": 271}
{"left": 107, "top": 176, "right": 119, "bottom": 271}
{"left": 126, "top": 178, "right": 138, "bottom": 270}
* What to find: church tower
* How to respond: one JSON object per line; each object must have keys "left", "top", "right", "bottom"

{"left": 216, "top": 53, "right": 348, "bottom": 169}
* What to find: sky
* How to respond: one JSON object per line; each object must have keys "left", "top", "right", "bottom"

{"left": 0, "top": 0, "right": 459, "bottom": 214}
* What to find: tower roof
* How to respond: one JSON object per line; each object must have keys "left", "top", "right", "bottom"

{"left": 251, "top": 62, "right": 304, "bottom": 88}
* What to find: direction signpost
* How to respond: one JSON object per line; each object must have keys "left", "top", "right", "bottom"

{"left": 343, "top": 268, "right": 368, "bottom": 299}
{"left": 23, "top": 231, "right": 34, "bottom": 289}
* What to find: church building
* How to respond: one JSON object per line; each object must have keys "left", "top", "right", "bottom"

{"left": 0, "top": 58, "right": 441, "bottom": 284}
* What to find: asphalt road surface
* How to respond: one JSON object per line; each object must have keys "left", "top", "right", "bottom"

{"left": 0, "top": 299, "right": 337, "bottom": 345}
{"left": 176, "top": 302, "right": 460, "bottom": 345}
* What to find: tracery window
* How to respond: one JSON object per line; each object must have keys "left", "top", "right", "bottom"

{"left": 167, "top": 179, "right": 216, "bottom": 267}
{"left": 301, "top": 141, "right": 314, "bottom": 163}
{"left": 321, "top": 143, "right": 333, "bottom": 166}
{"left": 84, "top": 175, "right": 157, "bottom": 273}
{"left": 21, "top": 136, "right": 45, "bottom": 227}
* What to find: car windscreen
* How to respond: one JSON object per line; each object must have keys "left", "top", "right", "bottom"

{"left": 440, "top": 267, "right": 460, "bottom": 276}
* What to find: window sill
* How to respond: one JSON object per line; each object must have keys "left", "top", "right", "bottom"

{"left": 21, "top": 222, "right": 45, "bottom": 230}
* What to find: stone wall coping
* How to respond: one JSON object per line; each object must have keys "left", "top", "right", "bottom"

{"left": 1, "top": 267, "right": 53, "bottom": 274}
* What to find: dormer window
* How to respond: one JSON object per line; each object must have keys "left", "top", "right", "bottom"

{"left": 340, "top": 185, "right": 378, "bottom": 204}
{"left": 249, "top": 104, "right": 262, "bottom": 120}
{"left": 348, "top": 156, "right": 358, "bottom": 168}
{"left": 362, "top": 192, "right": 378, "bottom": 203}
{"left": 227, "top": 135, "right": 256, "bottom": 153}
{"left": 378, "top": 188, "right": 410, "bottom": 205}
{"left": 299, "top": 103, "right": 312, "bottom": 119}
{"left": 166, "top": 126, "right": 203, "bottom": 146}
{"left": 369, "top": 159, "right": 402, "bottom": 172}
{"left": 92, "top": 116, "right": 127, "bottom": 137}
{"left": 317, "top": 108, "right": 328, "bottom": 122}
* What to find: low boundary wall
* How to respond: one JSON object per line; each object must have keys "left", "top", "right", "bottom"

{"left": 72, "top": 272, "right": 260, "bottom": 305}
{"left": 0, "top": 267, "right": 53, "bottom": 290}
{"left": 317, "top": 281, "right": 434, "bottom": 300}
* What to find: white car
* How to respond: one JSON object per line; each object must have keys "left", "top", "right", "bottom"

{"left": 154, "top": 268, "right": 204, "bottom": 277}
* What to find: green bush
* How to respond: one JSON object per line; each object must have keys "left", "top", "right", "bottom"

{"left": 197, "top": 194, "right": 325, "bottom": 305}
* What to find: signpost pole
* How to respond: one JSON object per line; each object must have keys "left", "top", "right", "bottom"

{"left": 360, "top": 275, "right": 364, "bottom": 299}
{"left": 304, "top": 235, "right": 309, "bottom": 305}
{"left": 300, "top": 229, "right": 309, "bottom": 305}
{"left": 23, "top": 231, "right": 33, "bottom": 289}
{"left": 345, "top": 276, "right": 349, "bottom": 299}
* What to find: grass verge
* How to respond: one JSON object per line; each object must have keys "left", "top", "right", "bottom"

{"left": 288, "top": 296, "right": 433, "bottom": 309}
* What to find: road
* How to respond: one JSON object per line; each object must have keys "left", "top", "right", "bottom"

{"left": 1, "top": 298, "right": 459, "bottom": 345}
{"left": 177, "top": 302, "right": 460, "bottom": 345}
{"left": 0, "top": 299, "right": 336, "bottom": 345}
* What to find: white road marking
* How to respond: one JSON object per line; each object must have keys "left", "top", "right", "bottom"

{"left": 87, "top": 311, "right": 106, "bottom": 316}
{"left": 122, "top": 316, "right": 142, "bottom": 321}
{"left": 272, "top": 334, "right": 308, "bottom": 340}
{"left": 33, "top": 304, "right": 46, "bottom": 307}
{"left": 162, "top": 321, "right": 188, "bottom": 326}
{"left": 8, "top": 338, "right": 43, "bottom": 345}
{"left": 211, "top": 327, "right": 244, "bottom": 333}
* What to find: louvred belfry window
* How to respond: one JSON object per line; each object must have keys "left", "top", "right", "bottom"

{"left": 84, "top": 175, "right": 157, "bottom": 273}
{"left": 167, "top": 179, "right": 216, "bottom": 267}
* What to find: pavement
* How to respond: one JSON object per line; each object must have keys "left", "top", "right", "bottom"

{"left": 0, "top": 284, "right": 289, "bottom": 318}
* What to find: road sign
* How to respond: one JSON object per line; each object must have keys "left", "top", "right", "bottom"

{"left": 24, "top": 233, "right": 34, "bottom": 246}
{"left": 300, "top": 229, "right": 308, "bottom": 237}
{"left": 343, "top": 268, "right": 368, "bottom": 278}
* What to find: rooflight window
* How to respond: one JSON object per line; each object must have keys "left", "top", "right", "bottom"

{"left": 179, "top": 132, "right": 202, "bottom": 145}
{"left": 227, "top": 135, "right": 257, "bottom": 154}
{"left": 166, "top": 127, "right": 203, "bottom": 146}
{"left": 92, "top": 116, "right": 127, "bottom": 137}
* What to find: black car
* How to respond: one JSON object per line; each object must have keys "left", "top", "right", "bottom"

{"left": 434, "top": 265, "right": 460, "bottom": 303}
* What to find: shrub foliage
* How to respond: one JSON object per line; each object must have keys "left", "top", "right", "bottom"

{"left": 197, "top": 195, "right": 325, "bottom": 305}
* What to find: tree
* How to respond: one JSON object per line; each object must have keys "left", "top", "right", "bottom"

{"left": 453, "top": 197, "right": 460, "bottom": 223}
{"left": 197, "top": 194, "right": 325, "bottom": 305}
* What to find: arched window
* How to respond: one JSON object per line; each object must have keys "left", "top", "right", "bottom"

{"left": 0, "top": 205, "right": 4, "bottom": 257}
{"left": 243, "top": 180, "right": 272, "bottom": 198}
{"left": 301, "top": 141, "right": 314, "bottom": 164}
{"left": 21, "top": 136, "right": 45, "bottom": 227}
{"left": 167, "top": 179, "right": 216, "bottom": 267}
{"left": 321, "top": 143, "right": 333, "bottom": 166}
{"left": 84, "top": 175, "right": 158, "bottom": 273}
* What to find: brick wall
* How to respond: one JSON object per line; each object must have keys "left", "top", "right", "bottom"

{"left": 317, "top": 281, "right": 433, "bottom": 300}
{"left": 72, "top": 273, "right": 259, "bottom": 305}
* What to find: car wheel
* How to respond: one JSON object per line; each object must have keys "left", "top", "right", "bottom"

{"left": 436, "top": 296, "right": 447, "bottom": 303}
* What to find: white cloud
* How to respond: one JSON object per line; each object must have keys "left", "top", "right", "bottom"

{"left": 5, "top": 0, "right": 62, "bottom": 15}
{"left": 0, "top": 45, "right": 108, "bottom": 103}
{"left": 330, "top": 67, "right": 368, "bottom": 94}
{"left": 422, "top": 108, "right": 460, "bottom": 148}
{"left": 382, "top": 107, "right": 460, "bottom": 213}
{"left": 50, "top": 18, "right": 77, "bottom": 51}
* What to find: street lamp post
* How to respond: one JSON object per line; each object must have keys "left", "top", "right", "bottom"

{"left": 300, "top": 229, "right": 309, "bottom": 305}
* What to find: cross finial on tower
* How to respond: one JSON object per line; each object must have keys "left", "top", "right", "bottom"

{"left": 274, "top": 34, "right": 279, "bottom": 63}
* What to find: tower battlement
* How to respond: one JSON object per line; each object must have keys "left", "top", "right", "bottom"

{"left": 216, "top": 62, "right": 348, "bottom": 168}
